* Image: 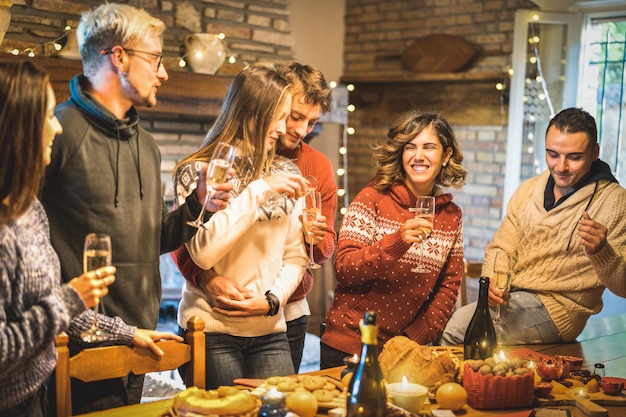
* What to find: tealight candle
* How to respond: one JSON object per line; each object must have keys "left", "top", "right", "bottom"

{"left": 342, "top": 354, "right": 360, "bottom": 378}
{"left": 387, "top": 376, "right": 428, "bottom": 413}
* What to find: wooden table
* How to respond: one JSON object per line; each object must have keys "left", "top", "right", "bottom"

{"left": 76, "top": 313, "right": 626, "bottom": 417}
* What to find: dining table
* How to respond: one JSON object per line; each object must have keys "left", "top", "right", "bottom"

{"left": 76, "top": 313, "right": 626, "bottom": 417}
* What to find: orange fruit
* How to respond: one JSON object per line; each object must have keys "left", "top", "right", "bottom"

{"left": 286, "top": 389, "right": 318, "bottom": 417}
{"left": 435, "top": 382, "right": 467, "bottom": 411}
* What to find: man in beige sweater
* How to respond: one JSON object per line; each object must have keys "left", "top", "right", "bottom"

{"left": 441, "top": 107, "right": 626, "bottom": 345}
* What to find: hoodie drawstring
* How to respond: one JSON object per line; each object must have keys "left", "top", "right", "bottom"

{"left": 113, "top": 126, "right": 144, "bottom": 207}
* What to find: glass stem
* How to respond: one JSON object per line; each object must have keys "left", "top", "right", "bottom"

{"left": 418, "top": 239, "right": 425, "bottom": 268}
{"left": 92, "top": 303, "right": 99, "bottom": 329}
{"left": 308, "top": 233, "right": 315, "bottom": 263}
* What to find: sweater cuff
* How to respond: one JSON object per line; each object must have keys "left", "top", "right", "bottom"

{"left": 61, "top": 284, "right": 88, "bottom": 319}
{"left": 387, "top": 229, "right": 412, "bottom": 258}
{"left": 171, "top": 246, "right": 202, "bottom": 287}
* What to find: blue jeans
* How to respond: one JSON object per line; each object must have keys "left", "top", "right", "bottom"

{"left": 286, "top": 315, "right": 307, "bottom": 373}
{"left": 439, "top": 291, "right": 563, "bottom": 345}
{"left": 179, "top": 327, "right": 294, "bottom": 389}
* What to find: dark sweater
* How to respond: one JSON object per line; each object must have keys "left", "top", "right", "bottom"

{"left": 0, "top": 200, "right": 85, "bottom": 410}
{"left": 41, "top": 75, "right": 203, "bottom": 330}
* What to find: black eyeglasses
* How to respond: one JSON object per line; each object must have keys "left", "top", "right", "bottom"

{"left": 100, "top": 46, "right": 164, "bottom": 72}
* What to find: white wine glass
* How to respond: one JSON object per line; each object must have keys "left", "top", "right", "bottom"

{"left": 303, "top": 175, "right": 318, "bottom": 195}
{"left": 493, "top": 253, "right": 511, "bottom": 324}
{"left": 259, "top": 159, "right": 304, "bottom": 211}
{"left": 411, "top": 196, "right": 435, "bottom": 273}
{"left": 187, "top": 142, "right": 237, "bottom": 229}
{"left": 303, "top": 191, "right": 322, "bottom": 269}
{"left": 81, "top": 233, "right": 112, "bottom": 343}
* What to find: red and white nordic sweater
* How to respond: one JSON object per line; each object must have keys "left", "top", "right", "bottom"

{"left": 322, "top": 181, "right": 464, "bottom": 355}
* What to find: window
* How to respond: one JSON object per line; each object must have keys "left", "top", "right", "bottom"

{"left": 579, "top": 13, "right": 626, "bottom": 182}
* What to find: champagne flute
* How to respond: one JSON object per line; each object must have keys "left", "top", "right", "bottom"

{"left": 81, "top": 233, "right": 112, "bottom": 343}
{"left": 303, "top": 175, "right": 318, "bottom": 195}
{"left": 303, "top": 191, "right": 322, "bottom": 269}
{"left": 411, "top": 196, "right": 435, "bottom": 273}
{"left": 493, "top": 253, "right": 511, "bottom": 324}
{"left": 187, "top": 142, "right": 237, "bottom": 228}
{"left": 259, "top": 160, "right": 304, "bottom": 211}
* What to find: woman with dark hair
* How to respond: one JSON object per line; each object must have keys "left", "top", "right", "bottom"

{"left": 321, "top": 109, "right": 467, "bottom": 368}
{"left": 0, "top": 60, "right": 116, "bottom": 417}
{"left": 0, "top": 59, "right": 182, "bottom": 417}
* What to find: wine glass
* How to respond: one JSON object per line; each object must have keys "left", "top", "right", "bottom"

{"left": 259, "top": 160, "right": 303, "bottom": 211}
{"left": 303, "top": 191, "right": 322, "bottom": 269}
{"left": 187, "top": 142, "right": 237, "bottom": 228}
{"left": 81, "top": 233, "right": 112, "bottom": 343}
{"left": 493, "top": 253, "right": 511, "bottom": 324}
{"left": 411, "top": 196, "right": 435, "bottom": 273}
{"left": 303, "top": 175, "right": 318, "bottom": 195}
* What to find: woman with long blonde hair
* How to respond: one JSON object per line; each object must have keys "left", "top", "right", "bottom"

{"left": 172, "top": 65, "right": 309, "bottom": 388}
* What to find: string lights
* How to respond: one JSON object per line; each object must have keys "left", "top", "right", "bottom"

{"left": 5, "top": 24, "right": 71, "bottom": 57}
{"left": 5, "top": 24, "right": 354, "bottom": 215}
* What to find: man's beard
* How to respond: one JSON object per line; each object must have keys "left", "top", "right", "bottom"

{"left": 120, "top": 71, "right": 156, "bottom": 108}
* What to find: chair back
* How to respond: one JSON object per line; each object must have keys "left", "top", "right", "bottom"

{"left": 458, "top": 259, "right": 483, "bottom": 307}
{"left": 53, "top": 316, "right": 205, "bottom": 417}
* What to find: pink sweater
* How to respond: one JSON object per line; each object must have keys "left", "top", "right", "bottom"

{"left": 322, "top": 182, "right": 463, "bottom": 354}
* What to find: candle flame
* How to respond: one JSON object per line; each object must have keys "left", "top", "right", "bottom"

{"left": 352, "top": 353, "right": 358, "bottom": 361}
{"left": 499, "top": 350, "right": 506, "bottom": 360}
{"left": 402, "top": 376, "right": 409, "bottom": 386}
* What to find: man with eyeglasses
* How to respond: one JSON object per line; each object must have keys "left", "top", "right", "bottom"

{"left": 440, "top": 107, "right": 626, "bottom": 346}
{"left": 40, "top": 3, "right": 231, "bottom": 414}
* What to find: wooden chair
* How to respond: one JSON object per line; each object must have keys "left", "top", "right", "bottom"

{"left": 458, "top": 259, "right": 483, "bottom": 307}
{"left": 53, "top": 315, "right": 205, "bottom": 417}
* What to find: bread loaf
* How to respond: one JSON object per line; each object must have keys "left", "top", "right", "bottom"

{"left": 379, "top": 336, "right": 458, "bottom": 388}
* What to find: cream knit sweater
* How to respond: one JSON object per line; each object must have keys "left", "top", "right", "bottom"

{"left": 483, "top": 170, "right": 626, "bottom": 341}
{"left": 179, "top": 164, "right": 307, "bottom": 337}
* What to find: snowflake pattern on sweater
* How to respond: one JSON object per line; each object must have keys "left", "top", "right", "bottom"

{"left": 323, "top": 182, "right": 464, "bottom": 355}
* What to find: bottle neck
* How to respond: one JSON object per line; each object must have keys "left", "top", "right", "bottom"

{"left": 478, "top": 277, "right": 490, "bottom": 308}
{"left": 360, "top": 323, "right": 378, "bottom": 345}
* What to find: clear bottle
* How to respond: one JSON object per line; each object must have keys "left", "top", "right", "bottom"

{"left": 347, "top": 310, "right": 386, "bottom": 417}
{"left": 463, "top": 276, "right": 497, "bottom": 360}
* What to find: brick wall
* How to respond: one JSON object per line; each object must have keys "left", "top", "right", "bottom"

{"left": 3, "top": 0, "right": 542, "bottom": 264}
{"left": 3, "top": 0, "right": 297, "bottom": 203}
{"left": 342, "top": 0, "right": 538, "bottom": 262}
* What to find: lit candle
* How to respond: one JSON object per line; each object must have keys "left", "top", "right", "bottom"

{"left": 576, "top": 389, "right": 589, "bottom": 399}
{"left": 387, "top": 376, "right": 428, "bottom": 413}
{"left": 528, "top": 360, "right": 541, "bottom": 382}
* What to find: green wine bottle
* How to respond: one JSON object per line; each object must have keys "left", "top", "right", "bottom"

{"left": 463, "top": 276, "right": 497, "bottom": 360}
{"left": 347, "top": 310, "right": 387, "bottom": 417}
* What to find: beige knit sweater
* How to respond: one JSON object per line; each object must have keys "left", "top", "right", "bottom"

{"left": 482, "top": 170, "right": 626, "bottom": 342}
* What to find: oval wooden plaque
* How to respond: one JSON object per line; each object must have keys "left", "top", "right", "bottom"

{"left": 401, "top": 34, "right": 478, "bottom": 74}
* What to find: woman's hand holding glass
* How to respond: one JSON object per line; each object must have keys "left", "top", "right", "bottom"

{"left": 260, "top": 172, "right": 308, "bottom": 210}
{"left": 80, "top": 233, "right": 112, "bottom": 342}
{"left": 67, "top": 265, "right": 116, "bottom": 309}
{"left": 410, "top": 196, "right": 435, "bottom": 273}
{"left": 187, "top": 142, "right": 237, "bottom": 229}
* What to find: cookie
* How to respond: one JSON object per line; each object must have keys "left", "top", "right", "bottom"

{"left": 312, "top": 389, "right": 335, "bottom": 402}
{"left": 302, "top": 375, "right": 327, "bottom": 391}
